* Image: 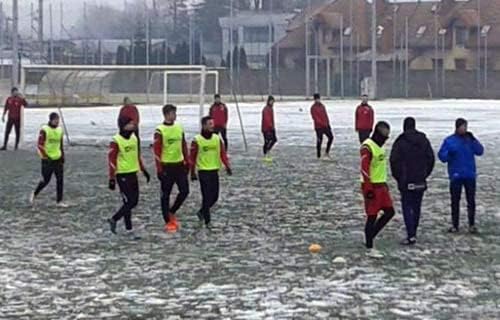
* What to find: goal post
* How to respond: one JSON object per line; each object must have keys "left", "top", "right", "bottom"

{"left": 163, "top": 68, "right": 220, "bottom": 122}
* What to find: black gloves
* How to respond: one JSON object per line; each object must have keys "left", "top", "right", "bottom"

{"left": 226, "top": 167, "right": 233, "bottom": 176}
{"left": 143, "top": 170, "right": 151, "bottom": 183}
{"left": 109, "top": 179, "right": 116, "bottom": 191}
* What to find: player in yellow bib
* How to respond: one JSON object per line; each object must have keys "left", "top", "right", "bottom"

{"left": 30, "top": 113, "right": 67, "bottom": 207}
{"left": 190, "top": 116, "right": 232, "bottom": 229}
{"left": 107, "top": 117, "right": 150, "bottom": 238}
{"left": 360, "top": 121, "right": 395, "bottom": 258}
{"left": 153, "top": 104, "right": 190, "bottom": 233}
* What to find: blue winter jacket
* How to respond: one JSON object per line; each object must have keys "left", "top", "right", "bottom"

{"left": 438, "top": 133, "right": 484, "bottom": 181}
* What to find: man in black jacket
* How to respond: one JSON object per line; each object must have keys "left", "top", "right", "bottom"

{"left": 390, "top": 117, "right": 435, "bottom": 245}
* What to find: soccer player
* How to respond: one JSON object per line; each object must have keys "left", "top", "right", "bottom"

{"left": 310, "top": 93, "right": 334, "bottom": 159}
{"left": 355, "top": 94, "right": 374, "bottom": 144}
{"left": 209, "top": 94, "right": 229, "bottom": 150}
{"left": 107, "top": 117, "right": 150, "bottom": 237}
{"left": 360, "top": 121, "right": 395, "bottom": 258}
{"left": 30, "top": 113, "right": 67, "bottom": 207}
{"left": 154, "top": 104, "right": 190, "bottom": 233}
{"left": 1, "top": 87, "right": 28, "bottom": 150}
{"left": 190, "top": 116, "right": 232, "bottom": 230}
{"left": 262, "top": 95, "right": 277, "bottom": 160}
{"left": 438, "top": 118, "right": 484, "bottom": 234}
{"left": 118, "top": 97, "right": 140, "bottom": 148}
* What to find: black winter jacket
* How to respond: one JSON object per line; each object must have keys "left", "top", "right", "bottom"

{"left": 390, "top": 129, "right": 435, "bottom": 192}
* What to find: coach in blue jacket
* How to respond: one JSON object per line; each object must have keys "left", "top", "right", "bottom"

{"left": 438, "top": 118, "right": 484, "bottom": 234}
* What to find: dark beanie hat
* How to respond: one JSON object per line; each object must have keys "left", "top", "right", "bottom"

{"left": 267, "top": 95, "right": 275, "bottom": 103}
{"left": 49, "top": 112, "right": 59, "bottom": 121}
{"left": 455, "top": 118, "right": 467, "bottom": 129}
{"left": 118, "top": 116, "right": 132, "bottom": 131}
{"left": 313, "top": 93, "right": 320, "bottom": 100}
{"left": 403, "top": 117, "right": 416, "bottom": 131}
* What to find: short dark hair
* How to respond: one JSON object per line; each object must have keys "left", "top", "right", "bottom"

{"left": 49, "top": 112, "right": 60, "bottom": 121}
{"left": 455, "top": 118, "right": 467, "bottom": 129}
{"left": 163, "top": 104, "right": 177, "bottom": 115}
{"left": 362, "top": 94, "right": 368, "bottom": 97}
{"left": 11, "top": 87, "right": 18, "bottom": 93}
{"left": 267, "top": 95, "right": 275, "bottom": 104}
{"left": 201, "top": 116, "right": 212, "bottom": 126}
{"left": 375, "top": 121, "right": 391, "bottom": 132}
{"left": 214, "top": 93, "right": 221, "bottom": 99}
{"left": 313, "top": 93, "right": 320, "bottom": 100}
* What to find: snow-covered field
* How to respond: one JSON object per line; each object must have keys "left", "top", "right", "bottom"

{"left": 1, "top": 99, "right": 500, "bottom": 319}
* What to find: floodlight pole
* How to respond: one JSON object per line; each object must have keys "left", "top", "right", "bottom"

{"left": 370, "top": 0, "right": 377, "bottom": 99}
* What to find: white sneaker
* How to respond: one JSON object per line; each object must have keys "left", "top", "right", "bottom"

{"left": 322, "top": 154, "right": 333, "bottom": 161}
{"left": 125, "top": 230, "right": 141, "bottom": 240}
{"left": 56, "top": 202, "right": 70, "bottom": 208}
{"left": 29, "top": 192, "right": 36, "bottom": 205}
{"left": 366, "top": 249, "right": 384, "bottom": 259}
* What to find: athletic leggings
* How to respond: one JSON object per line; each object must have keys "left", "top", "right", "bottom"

{"left": 263, "top": 130, "right": 277, "bottom": 155}
{"left": 214, "top": 127, "right": 228, "bottom": 151}
{"left": 199, "top": 170, "right": 219, "bottom": 225}
{"left": 3, "top": 118, "right": 20, "bottom": 149}
{"left": 34, "top": 159, "right": 64, "bottom": 202}
{"left": 365, "top": 208, "right": 395, "bottom": 249}
{"left": 315, "top": 127, "right": 334, "bottom": 158}
{"left": 112, "top": 173, "right": 139, "bottom": 231}
{"left": 160, "top": 164, "right": 189, "bottom": 223}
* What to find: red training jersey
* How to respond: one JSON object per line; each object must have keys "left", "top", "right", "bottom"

{"left": 119, "top": 104, "right": 140, "bottom": 125}
{"left": 4, "top": 96, "right": 28, "bottom": 120}
{"left": 261, "top": 105, "right": 275, "bottom": 133}
{"left": 310, "top": 102, "right": 330, "bottom": 129}
{"left": 209, "top": 103, "right": 228, "bottom": 128}
{"left": 355, "top": 104, "right": 374, "bottom": 131}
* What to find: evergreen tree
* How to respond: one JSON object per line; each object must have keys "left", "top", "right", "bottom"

{"left": 116, "top": 45, "right": 129, "bottom": 65}
{"left": 239, "top": 47, "right": 248, "bottom": 69}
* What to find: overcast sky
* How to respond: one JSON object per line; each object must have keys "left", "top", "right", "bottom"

{"left": 4, "top": 0, "right": 440, "bottom": 38}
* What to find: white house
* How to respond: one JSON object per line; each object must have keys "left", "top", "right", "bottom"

{"left": 219, "top": 11, "right": 294, "bottom": 69}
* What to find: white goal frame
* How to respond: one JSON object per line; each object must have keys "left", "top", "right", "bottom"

{"left": 163, "top": 68, "right": 219, "bottom": 121}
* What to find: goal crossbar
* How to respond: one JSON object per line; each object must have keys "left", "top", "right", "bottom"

{"left": 163, "top": 70, "right": 219, "bottom": 105}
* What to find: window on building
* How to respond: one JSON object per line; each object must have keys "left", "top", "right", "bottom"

{"left": 416, "top": 26, "right": 427, "bottom": 38}
{"left": 244, "top": 26, "right": 272, "bottom": 43}
{"left": 455, "top": 58, "right": 467, "bottom": 70}
{"left": 454, "top": 26, "right": 469, "bottom": 48}
{"left": 232, "top": 30, "right": 239, "bottom": 45}
{"left": 323, "top": 29, "right": 333, "bottom": 43}
{"left": 247, "top": 54, "right": 265, "bottom": 64}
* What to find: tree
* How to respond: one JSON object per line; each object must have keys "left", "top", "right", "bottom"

{"left": 116, "top": 46, "right": 129, "bottom": 65}
{"left": 73, "top": 4, "right": 134, "bottom": 39}
{"left": 239, "top": 47, "right": 248, "bottom": 69}
{"left": 173, "top": 41, "right": 190, "bottom": 65}
{"left": 226, "top": 50, "right": 231, "bottom": 69}
{"left": 193, "top": 0, "right": 231, "bottom": 44}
